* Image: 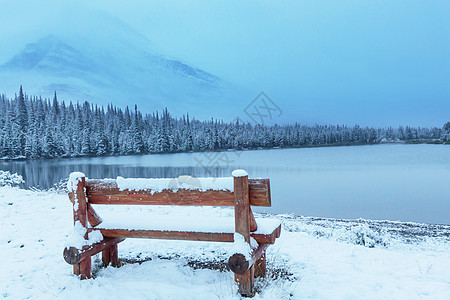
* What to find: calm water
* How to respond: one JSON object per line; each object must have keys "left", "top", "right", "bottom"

{"left": 1, "top": 144, "right": 449, "bottom": 224}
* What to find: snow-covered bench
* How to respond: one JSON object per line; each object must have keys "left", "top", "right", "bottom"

{"left": 63, "top": 170, "right": 281, "bottom": 297}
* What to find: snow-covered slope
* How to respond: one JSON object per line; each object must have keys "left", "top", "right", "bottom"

{"left": 0, "top": 11, "right": 245, "bottom": 119}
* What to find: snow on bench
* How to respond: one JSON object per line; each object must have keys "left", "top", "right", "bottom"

{"left": 92, "top": 209, "right": 281, "bottom": 244}
{"left": 64, "top": 170, "right": 281, "bottom": 297}
{"left": 116, "top": 175, "right": 234, "bottom": 193}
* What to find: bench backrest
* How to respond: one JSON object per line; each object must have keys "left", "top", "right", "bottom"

{"left": 68, "top": 171, "right": 271, "bottom": 234}
{"left": 85, "top": 177, "right": 271, "bottom": 207}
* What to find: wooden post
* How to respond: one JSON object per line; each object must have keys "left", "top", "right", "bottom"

{"left": 101, "top": 248, "right": 110, "bottom": 267}
{"left": 68, "top": 196, "right": 102, "bottom": 227}
{"left": 70, "top": 174, "right": 91, "bottom": 279}
{"left": 103, "top": 243, "right": 119, "bottom": 267}
{"left": 249, "top": 208, "right": 257, "bottom": 232}
{"left": 254, "top": 252, "right": 266, "bottom": 278}
{"left": 228, "top": 243, "right": 269, "bottom": 275}
{"left": 110, "top": 244, "right": 119, "bottom": 267}
{"left": 233, "top": 171, "right": 255, "bottom": 297}
{"left": 64, "top": 237, "right": 124, "bottom": 265}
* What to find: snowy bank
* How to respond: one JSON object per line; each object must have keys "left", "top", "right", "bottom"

{"left": 1, "top": 187, "right": 449, "bottom": 299}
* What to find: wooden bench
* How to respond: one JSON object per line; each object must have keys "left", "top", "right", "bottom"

{"left": 63, "top": 170, "right": 281, "bottom": 297}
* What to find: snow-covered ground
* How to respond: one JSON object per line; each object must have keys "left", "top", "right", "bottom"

{"left": 1, "top": 186, "right": 449, "bottom": 300}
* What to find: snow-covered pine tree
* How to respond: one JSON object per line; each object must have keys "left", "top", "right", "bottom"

{"left": 15, "top": 86, "right": 28, "bottom": 156}
{"left": 0, "top": 87, "right": 445, "bottom": 159}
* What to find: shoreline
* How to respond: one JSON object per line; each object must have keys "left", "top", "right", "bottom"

{"left": 1, "top": 139, "right": 448, "bottom": 162}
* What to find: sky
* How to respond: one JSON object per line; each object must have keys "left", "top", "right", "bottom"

{"left": 0, "top": 0, "right": 449, "bottom": 127}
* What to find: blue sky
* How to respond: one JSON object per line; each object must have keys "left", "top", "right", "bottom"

{"left": 1, "top": 0, "right": 449, "bottom": 126}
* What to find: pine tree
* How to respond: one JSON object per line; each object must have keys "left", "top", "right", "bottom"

{"left": 15, "top": 86, "right": 28, "bottom": 156}
{"left": 44, "top": 129, "right": 58, "bottom": 158}
{"left": 442, "top": 122, "right": 450, "bottom": 141}
{"left": 184, "top": 113, "right": 194, "bottom": 151}
{"left": 52, "top": 91, "right": 60, "bottom": 122}
{"left": 132, "top": 105, "right": 145, "bottom": 154}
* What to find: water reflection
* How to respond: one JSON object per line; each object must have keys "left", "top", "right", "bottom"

{"left": 0, "top": 160, "right": 233, "bottom": 189}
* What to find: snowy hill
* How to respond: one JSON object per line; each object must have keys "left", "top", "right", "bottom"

{"left": 0, "top": 11, "right": 245, "bottom": 119}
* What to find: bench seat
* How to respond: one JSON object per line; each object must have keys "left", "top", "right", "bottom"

{"left": 90, "top": 211, "right": 281, "bottom": 244}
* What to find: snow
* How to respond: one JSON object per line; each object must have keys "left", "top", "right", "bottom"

{"left": 228, "top": 234, "right": 258, "bottom": 260}
{"left": 64, "top": 221, "right": 104, "bottom": 249}
{"left": 0, "top": 170, "right": 24, "bottom": 187}
{"left": 231, "top": 169, "right": 248, "bottom": 177}
{"left": 229, "top": 233, "right": 252, "bottom": 259}
{"left": 67, "top": 172, "right": 86, "bottom": 192}
{"left": 116, "top": 175, "right": 233, "bottom": 193}
{"left": 1, "top": 186, "right": 450, "bottom": 299}
{"left": 92, "top": 205, "right": 280, "bottom": 235}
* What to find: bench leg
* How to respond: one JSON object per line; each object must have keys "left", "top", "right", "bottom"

{"left": 254, "top": 252, "right": 266, "bottom": 278}
{"left": 73, "top": 257, "right": 91, "bottom": 279}
{"left": 235, "top": 265, "right": 255, "bottom": 297}
{"left": 102, "top": 248, "right": 110, "bottom": 266}
{"left": 102, "top": 244, "right": 119, "bottom": 267}
{"left": 110, "top": 244, "right": 119, "bottom": 267}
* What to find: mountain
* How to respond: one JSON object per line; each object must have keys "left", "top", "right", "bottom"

{"left": 0, "top": 12, "right": 246, "bottom": 120}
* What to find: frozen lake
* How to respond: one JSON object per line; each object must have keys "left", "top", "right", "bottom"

{"left": 1, "top": 144, "right": 449, "bottom": 224}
